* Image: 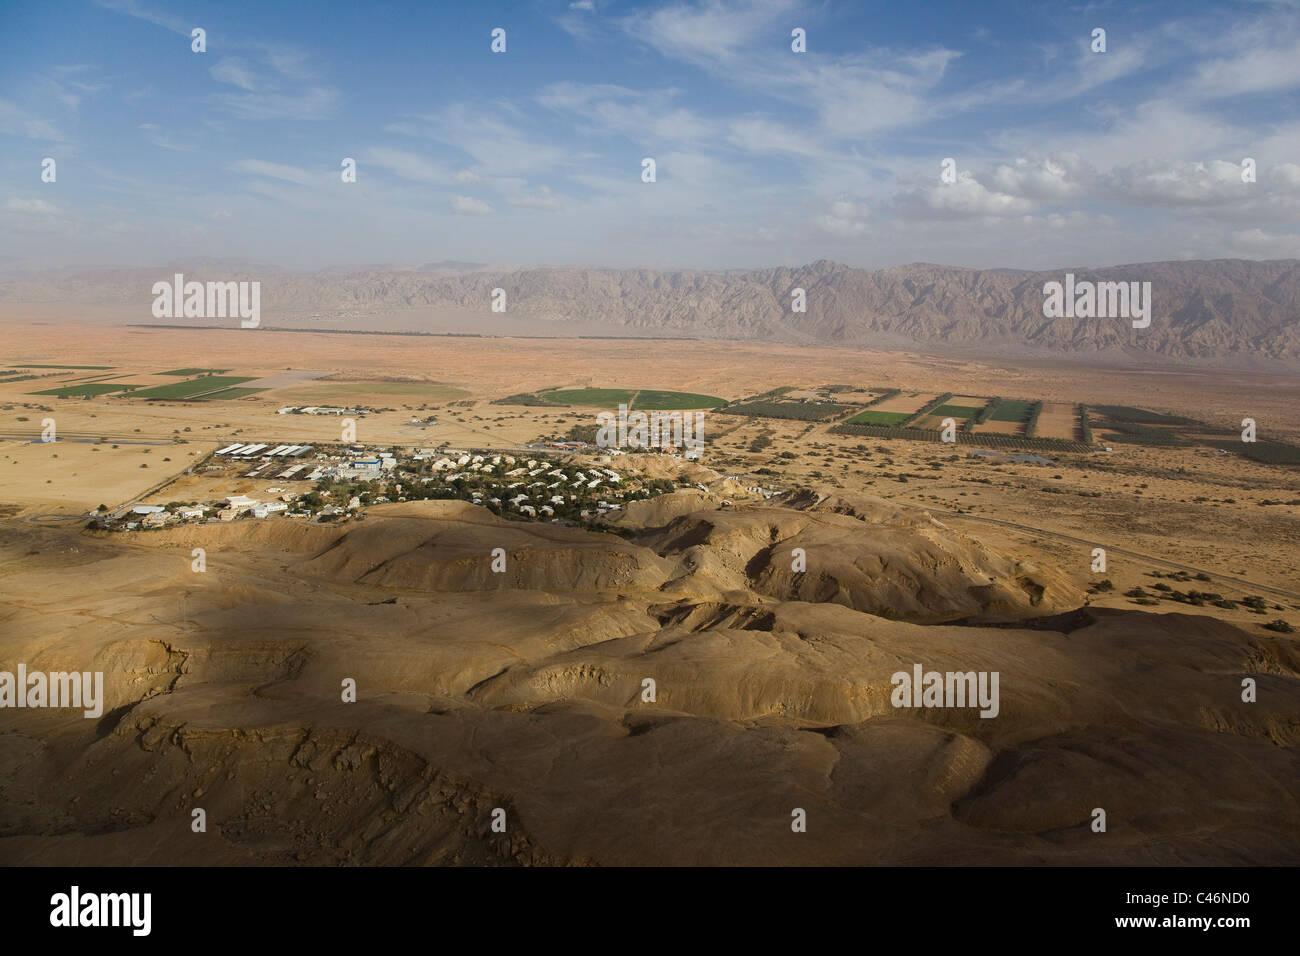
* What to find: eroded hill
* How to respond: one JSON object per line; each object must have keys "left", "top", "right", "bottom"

{"left": 0, "top": 491, "right": 1297, "bottom": 865}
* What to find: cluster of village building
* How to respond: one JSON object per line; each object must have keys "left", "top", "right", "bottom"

{"left": 90, "top": 444, "right": 677, "bottom": 531}
{"left": 276, "top": 405, "right": 369, "bottom": 416}
{"left": 407, "top": 451, "right": 638, "bottom": 519}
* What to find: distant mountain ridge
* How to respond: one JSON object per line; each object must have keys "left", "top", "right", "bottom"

{"left": 3, "top": 258, "right": 1298, "bottom": 361}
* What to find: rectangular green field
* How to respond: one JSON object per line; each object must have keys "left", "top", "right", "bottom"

{"left": 31, "top": 383, "right": 144, "bottom": 397}
{"left": 1090, "top": 404, "right": 1199, "bottom": 426}
{"left": 722, "top": 401, "right": 854, "bottom": 420}
{"left": 160, "top": 367, "right": 232, "bottom": 376}
{"left": 1099, "top": 422, "right": 1185, "bottom": 446}
{"left": 65, "top": 372, "right": 138, "bottom": 383}
{"left": 195, "top": 387, "right": 267, "bottom": 400}
{"left": 277, "top": 382, "right": 470, "bottom": 402}
{"left": 631, "top": 389, "right": 728, "bottom": 410}
{"left": 1202, "top": 439, "right": 1300, "bottom": 465}
{"left": 130, "top": 376, "right": 255, "bottom": 399}
{"left": 845, "top": 409, "right": 912, "bottom": 425}
{"left": 932, "top": 404, "right": 984, "bottom": 419}
{"left": 989, "top": 400, "right": 1036, "bottom": 422}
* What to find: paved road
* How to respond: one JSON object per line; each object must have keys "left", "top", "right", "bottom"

{"left": 931, "top": 508, "right": 1300, "bottom": 604}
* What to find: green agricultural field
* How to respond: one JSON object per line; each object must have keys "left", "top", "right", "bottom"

{"left": 491, "top": 392, "right": 570, "bottom": 406}
{"left": 31, "top": 383, "right": 143, "bottom": 397}
{"left": 630, "top": 389, "right": 727, "bottom": 410}
{"left": 1099, "top": 422, "right": 1185, "bottom": 446}
{"left": 129, "top": 376, "right": 255, "bottom": 399}
{"left": 160, "top": 367, "right": 231, "bottom": 376}
{"left": 845, "top": 409, "right": 912, "bottom": 425}
{"left": 989, "top": 399, "right": 1037, "bottom": 423}
{"left": 1090, "top": 405, "right": 1199, "bottom": 426}
{"left": 546, "top": 388, "right": 637, "bottom": 406}
{"left": 735, "top": 386, "right": 795, "bottom": 402}
{"left": 543, "top": 387, "right": 727, "bottom": 409}
{"left": 1202, "top": 439, "right": 1300, "bottom": 465}
{"left": 720, "top": 400, "right": 853, "bottom": 421}
{"left": 66, "top": 372, "right": 138, "bottom": 383}
{"left": 276, "top": 382, "right": 471, "bottom": 403}
{"left": 831, "top": 422, "right": 1092, "bottom": 452}
{"left": 932, "top": 403, "right": 984, "bottom": 419}
{"left": 195, "top": 387, "right": 267, "bottom": 401}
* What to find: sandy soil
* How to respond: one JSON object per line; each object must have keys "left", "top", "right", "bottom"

{"left": 974, "top": 420, "right": 1026, "bottom": 435}
{"left": 1, "top": 318, "right": 1298, "bottom": 866}
{"left": 870, "top": 392, "right": 937, "bottom": 414}
{"left": 1037, "top": 402, "right": 1079, "bottom": 440}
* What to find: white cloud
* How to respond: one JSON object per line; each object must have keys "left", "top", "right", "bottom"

{"left": 1190, "top": 30, "right": 1300, "bottom": 98}
{"left": 989, "top": 154, "right": 1089, "bottom": 201}
{"left": 621, "top": 0, "right": 800, "bottom": 70}
{"left": 538, "top": 82, "right": 712, "bottom": 144}
{"left": 387, "top": 106, "right": 571, "bottom": 177}
{"left": 140, "top": 122, "right": 194, "bottom": 152}
{"left": 1225, "top": 227, "right": 1300, "bottom": 257}
{"left": 4, "top": 198, "right": 60, "bottom": 215}
{"left": 998, "top": 101, "right": 1246, "bottom": 170}
{"left": 361, "top": 148, "right": 458, "bottom": 186}
{"left": 1102, "top": 159, "right": 1255, "bottom": 206}
{"left": 230, "top": 159, "right": 320, "bottom": 187}
{"left": 0, "top": 98, "right": 67, "bottom": 141}
{"left": 508, "top": 186, "right": 561, "bottom": 210}
{"left": 209, "top": 86, "right": 338, "bottom": 121}
{"left": 450, "top": 196, "right": 493, "bottom": 216}
{"left": 211, "top": 58, "right": 259, "bottom": 92}
{"left": 93, "top": 0, "right": 190, "bottom": 36}
{"left": 815, "top": 195, "right": 871, "bottom": 237}
{"left": 893, "top": 170, "right": 1036, "bottom": 219}
{"left": 618, "top": 2, "right": 958, "bottom": 140}
{"left": 726, "top": 117, "right": 827, "bottom": 158}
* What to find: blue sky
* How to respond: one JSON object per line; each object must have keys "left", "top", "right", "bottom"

{"left": 2, "top": 0, "right": 1299, "bottom": 272}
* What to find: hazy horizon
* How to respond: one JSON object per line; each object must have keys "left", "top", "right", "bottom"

{"left": 6, "top": 254, "right": 1300, "bottom": 281}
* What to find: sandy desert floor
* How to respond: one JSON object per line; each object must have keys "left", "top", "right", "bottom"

{"left": 1, "top": 319, "right": 1297, "bottom": 865}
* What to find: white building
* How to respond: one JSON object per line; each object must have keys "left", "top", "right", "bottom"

{"left": 342, "top": 459, "right": 383, "bottom": 478}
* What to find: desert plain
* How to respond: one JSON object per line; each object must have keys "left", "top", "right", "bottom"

{"left": 1, "top": 316, "right": 1298, "bottom": 865}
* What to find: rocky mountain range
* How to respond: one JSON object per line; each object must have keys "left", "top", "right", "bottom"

{"left": 4, "top": 258, "right": 1299, "bottom": 362}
